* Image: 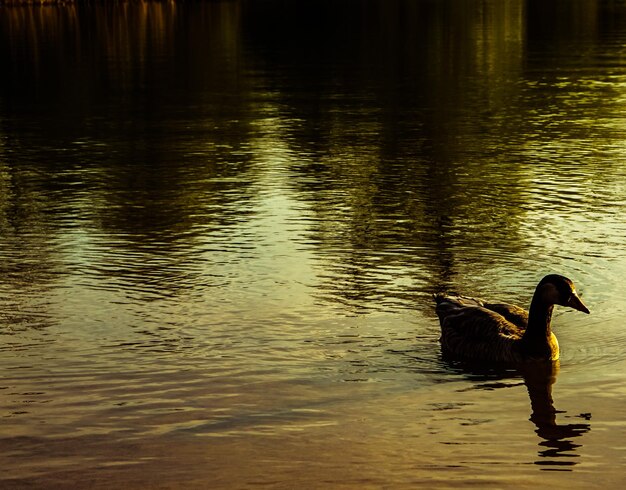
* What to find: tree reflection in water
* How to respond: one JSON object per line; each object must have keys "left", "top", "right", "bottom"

{"left": 446, "top": 358, "right": 591, "bottom": 470}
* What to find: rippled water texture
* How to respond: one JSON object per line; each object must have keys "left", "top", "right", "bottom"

{"left": 1, "top": 0, "right": 626, "bottom": 488}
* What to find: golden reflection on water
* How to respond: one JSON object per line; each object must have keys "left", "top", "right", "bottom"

{"left": 1, "top": 364, "right": 609, "bottom": 488}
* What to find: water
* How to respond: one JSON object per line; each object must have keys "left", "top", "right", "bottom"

{"left": 1, "top": 0, "right": 626, "bottom": 487}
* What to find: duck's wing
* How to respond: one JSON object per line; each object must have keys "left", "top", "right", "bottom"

{"left": 434, "top": 295, "right": 524, "bottom": 362}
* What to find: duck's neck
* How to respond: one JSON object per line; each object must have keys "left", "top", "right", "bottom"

{"left": 524, "top": 294, "right": 554, "bottom": 341}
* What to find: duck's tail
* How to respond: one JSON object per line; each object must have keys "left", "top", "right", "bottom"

{"left": 433, "top": 292, "right": 485, "bottom": 307}
{"left": 433, "top": 292, "right": 485, "bottom": 322}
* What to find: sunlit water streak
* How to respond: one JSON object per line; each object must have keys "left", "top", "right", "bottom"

{"left": 2, "top": 0, "right": 626, "bottom": 487}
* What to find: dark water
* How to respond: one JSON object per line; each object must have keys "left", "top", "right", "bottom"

{"left": 1, "top": 0, "right": 626, "bottom": 487}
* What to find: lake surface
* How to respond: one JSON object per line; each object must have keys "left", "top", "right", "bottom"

{"left": 1, "top": 0, "right": 626, "bottom": 488}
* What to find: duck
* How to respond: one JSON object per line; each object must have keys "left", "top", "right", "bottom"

{"left": 433, "top": 274, "right": 589, "bottom": 362}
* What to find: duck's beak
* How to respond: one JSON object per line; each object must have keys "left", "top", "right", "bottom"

{"left": 568, "top": 292, "right": 590, "bottom": 314}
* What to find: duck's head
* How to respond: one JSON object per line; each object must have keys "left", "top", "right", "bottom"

{"left": 538, "top": 274, "right": 590, "bottom": 314}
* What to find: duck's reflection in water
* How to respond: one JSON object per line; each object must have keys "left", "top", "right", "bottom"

{"left": 518, "top": 361, "right": 591, "bottom": 470}
{"left": 447, "top": 358, "right": 591, "bottom": 470}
